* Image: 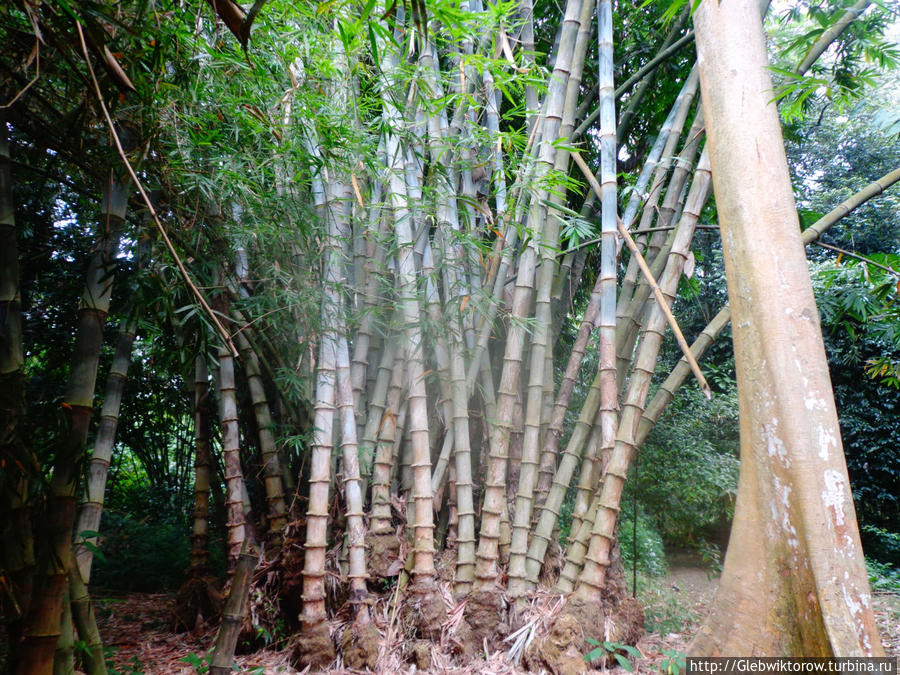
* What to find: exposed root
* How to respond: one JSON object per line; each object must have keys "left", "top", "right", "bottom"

{"left": 367, "top": 532, "right": 403, "bottom": 578}
{"left": 525, "top": 595, "right": 645, "bottom": 674}
{"left": 524, "top": 608, "right": 588, "bottom": 675}
{"left": 341, "top": 615, "right": 380, "bottom": 670}
{"left": 463, "top": 587, "right": 509, "bottom": 653}
{"left": 401, "top": 579, "right": 447, "bottom": 642}
{"left": 172, "top": 572, "right": 223, "bottom": 632}
{"left": 289, "top": 618, "right": 335, "bottom": 670}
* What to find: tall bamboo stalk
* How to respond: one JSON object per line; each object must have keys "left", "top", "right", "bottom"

{"left": 474, "top": 0, "right": 585, "bottom": 592}
{"left": 190, "top": 354, "right": 214, "bottom": 572}
{"left": 507, "top": 0, "right": 597, "bottom": 604}
{"left": 215, "top": 287, "right": 247, "bottom": 568}
{"left": 16, "top": 164, "right": 128, "bottom": 675}
{"left": 575, "top": 151, "right": 712, "bottom": 597}
{"left": 380, "top": 45, "right": 438, "bottom": 586}
{"left": 73, "top": 319, "right": 137, "bottom": 583}
{"left": 0, "top": 117, "right": 33, "bottom": 666}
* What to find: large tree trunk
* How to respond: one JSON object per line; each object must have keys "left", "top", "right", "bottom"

{"left": 689, "top": 0, "right": 883, "bottom": 656}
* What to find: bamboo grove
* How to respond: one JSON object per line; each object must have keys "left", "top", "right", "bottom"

{"left": 1, "top": 0, "right": 897, "bottom": 672}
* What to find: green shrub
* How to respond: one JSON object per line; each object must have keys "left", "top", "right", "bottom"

{"left": 90, "top": 479, "right": 223, "bottom": 591}
{"left": 633, "top": 385, "right": 740, "bottom": 546}
{"left": 618, "top": 505, "right": 668, "bottom": 577}
{"left": 867, "top": 557, "right": 900, "bottom": 594}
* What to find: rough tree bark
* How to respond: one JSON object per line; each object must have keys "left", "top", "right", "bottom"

{"left": 690, "top": 0, "right": 883, "bottom": 656}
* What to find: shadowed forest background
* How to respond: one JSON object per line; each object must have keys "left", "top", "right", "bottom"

{"left": 1, "top": 0, "right": 899, "bottom": 672}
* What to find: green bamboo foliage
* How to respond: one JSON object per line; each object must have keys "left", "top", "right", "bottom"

{"left": 73, "top": 320, "right": 137, "bottom": 583}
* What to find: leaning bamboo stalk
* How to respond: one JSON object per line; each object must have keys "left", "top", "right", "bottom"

{"left": 209, "top": 544, "right": 258, "bottom": 675}
{"left": 229, "top": 247, "right": 291, "bottom": 541}
{"left": 525, "top": 355, "right": 605, "bottom": 585}
{"left": 534, "top": 76, "right": 697, "bottom": 506}
{"left": 380, "top": 47, "right": 437, "bottom": 585}
{"left": 614, "top": 67, "right": 699, "bottom": 319}
{"left": 73, "top": 319, "right": 137, "bottom": 583}
{"left": 190, "top": 354, "right": 214, "bottom": 571}
{"left": 572, "top": 25, "right": 693, "bottom": 138}
{"left": 507, "top": 0, "right": 597, "bottom": 604}
{"left": 616, "top": 11, "right": 691, "bottom": 146}
{"left": 574, "top": 150, "right": 712, "bottom": 397}
{"left": 67, "top": 550, "right": 107, "bottom": 675}
{"left": 638, "top": 163, "right": 900, "bottom": 446}
{"left": 359, "top": 335, "right": 398, "bottom": 500}
{"left": 549, "top": 67, "right": 697, "bottom": 340}
{"left": 616, "top": 219, "right": 711, "bottom": 396}
{"left": 369, "top": 343, "right": 407, "bottom": 535}
{"left": 566, "top": 408, "right": 604, "bottom": 544}
{"left": 474, "top": 0, "right": 585, "bottom": 591}
{"left": 558, "top": 152, "right": 712, "bottom": 590}
{"left": 1, "top": 120, "right": 34, "bottom": 664}
{"left": 233, "top": 328, "right": 288, "bottom": 541}
{"left": 795, "top": 0, "right": 871, "bottom": 77}
{"left": 16, "top": 166, "right": 128, "bottom": 675}
{"left": 216, "top": 309, "right": 247, "bottom": 567}
{"left": 616, "top": 111, "right": 705, "bottom": 385}
{"left": 575, "top": 151, "right": 712, "bottom": 598}
{"left": 528, "top": 85, "right": 704, "bottom": 570}
{"left": 350, "top": 182, "right": 386, "bottom": 421}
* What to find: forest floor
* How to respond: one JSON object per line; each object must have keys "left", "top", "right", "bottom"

{"left": 95, "top": 555, "right": 900, "bottom": 675}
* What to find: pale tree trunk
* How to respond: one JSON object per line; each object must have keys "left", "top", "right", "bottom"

{"left": 689, "top": 0, "right": 882, "bottom": 655}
